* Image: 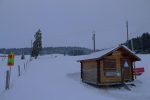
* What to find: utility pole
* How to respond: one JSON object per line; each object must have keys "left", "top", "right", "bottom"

{"left": 126, "top": 21, "right": 129, "bottom": 48}
{"left": 126, "top": 23, "right": 136, "bottom": 79}
{"left": 31, "top": 40, "right": 33, "bottom": 49}
{"left": 30, "top": 40, "right": 33, "bottom": 59}
{"left": 92, "top": 31, "right": 96, "bottom": 52}
{"left": 130, "top": 34, "right": 134, "bottom": 51}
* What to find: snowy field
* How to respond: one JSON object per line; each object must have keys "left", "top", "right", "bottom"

{"left": 0, "top": 54, "right": 150, "bottom": 100}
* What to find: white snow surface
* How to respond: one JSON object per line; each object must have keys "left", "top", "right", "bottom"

{"left": 0, "top": 54, "right": 150, "bottom": 100}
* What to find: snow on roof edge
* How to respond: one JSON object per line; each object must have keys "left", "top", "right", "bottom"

{"left": 77, "top": 45, "right": 141, "bottom": 62}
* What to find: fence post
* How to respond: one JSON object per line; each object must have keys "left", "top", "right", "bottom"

{"left": 24, "top": 63, "right": 25, "bottom": 70}
{"left": 26, "top": 60, "right": 28, "bottom": 67}
{"left": 5, "top": 70, "right": 10, "bottom": 90}
{"left": 18, "top": 65, "right": 21, "bottom": 76}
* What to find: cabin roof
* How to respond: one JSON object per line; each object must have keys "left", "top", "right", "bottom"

{"left": 78, "top": 45, "right": 141, "bottom": 62}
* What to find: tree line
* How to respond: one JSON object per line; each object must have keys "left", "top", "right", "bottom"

{"left": 0, "top": 30, "right": 92, "bottom": 57}
{"left": 1, "top": 30, "right": 149, "bottom": 57}
{"left": 126, "top": 32, "right": 150, "bottom": 53}
{"left": 0, "top": 47, "right": 92, "bottom": 56}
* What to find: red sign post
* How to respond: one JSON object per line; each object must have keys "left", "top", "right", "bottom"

{"left": 6, "top": 53, "right": 15, "bottom": 90}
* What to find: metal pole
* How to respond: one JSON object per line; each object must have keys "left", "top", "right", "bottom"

{"left": 94, "top": 33, "right": 95, "bottom": 52}
{"left": 5, "top": 70, "right": 10, "bottom": 90}
{"left": 31, "top": 40, "right": 32, "bottom": 48}
{"left": 129, "top": 33, "right": 134, "bottom": 52}
{"left": 30, "top": 40, "right": 32, "bottom": 59}
{"left": 92, "top": 31, "right": 96, "bottom": 52}
{"left": 131, "top": 38, "right": 134, "bottom": 51}
{"left": 126, "top": 21, "right": 129, "bottom": 47}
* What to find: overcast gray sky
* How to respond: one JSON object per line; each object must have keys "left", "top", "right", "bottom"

{"left": 0, "top": 0, "right": 150, "bottom": 49}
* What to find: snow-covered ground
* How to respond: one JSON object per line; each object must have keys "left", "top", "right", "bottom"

{"left": 0, "top": 54, "right": 150, "bottom": 100}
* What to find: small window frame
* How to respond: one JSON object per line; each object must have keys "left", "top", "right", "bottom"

{"left": 104, "top": 59, "right": 116, "bottom": 69}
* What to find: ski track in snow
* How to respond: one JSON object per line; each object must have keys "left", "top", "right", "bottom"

{"left": 0, "top": 54, "right": 150, "bottom": 100}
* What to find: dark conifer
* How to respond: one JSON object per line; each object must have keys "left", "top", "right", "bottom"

{"left": 31, "top": 29, "right": 42, "bottom": 59}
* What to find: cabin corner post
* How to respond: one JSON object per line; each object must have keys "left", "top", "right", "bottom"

{"left": 133, "top": 62, "right": 136, "bottom": 79}
{"left": 97, "top": 60, "right": 100, "bottom": 84}
{"left": 130, "top": 61, "right": 134, "bottom": 81}
{"left": 81, "top": 62, "right": 83, "bottom": 80}
{"left": 120, "top": 59, "right": 124, "bottom": 83}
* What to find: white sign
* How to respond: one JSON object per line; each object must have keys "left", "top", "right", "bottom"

{"left": 124, "top": 61, "right": 129, "bottom": 68}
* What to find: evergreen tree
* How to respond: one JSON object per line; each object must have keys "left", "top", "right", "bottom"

{"left": 31, "top": 29, "right": 42, "bottom": 59}
{"left": 141, "top": 32, "right": 150, "bottom": 51}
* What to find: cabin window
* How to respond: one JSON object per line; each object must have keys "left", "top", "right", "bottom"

{"left": 104, "top": 59, "right": 119, "bottom": 77}
{"left": 104, "top": 59, "right": 116, "bottom": 69}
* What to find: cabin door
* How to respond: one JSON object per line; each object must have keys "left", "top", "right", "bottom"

{"left": 122, "top": 59, "right": 131, "bottom": 81}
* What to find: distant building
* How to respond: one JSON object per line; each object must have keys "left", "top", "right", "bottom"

{"left": 78, "top": 45, "right": 141, "bottom": 85}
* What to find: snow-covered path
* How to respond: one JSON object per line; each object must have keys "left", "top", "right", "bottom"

{"left": 0, "top": 54, "right": 150, "bottom": 100}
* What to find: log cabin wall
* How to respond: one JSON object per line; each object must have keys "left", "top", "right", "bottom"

{"left": 82, "top": 61, "right": 98, "bottom": 84}
{"left": 100, "top": 52, "right": 122, "bottom": 84}
{"left": 99, "top": 49, "right": 134, "bottom": 84}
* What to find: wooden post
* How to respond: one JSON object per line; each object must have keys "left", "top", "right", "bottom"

{"left": 24, "top": 63, "right": 26, "bottom": 70}
{"left": 26, "top": 60, "right": 28, "bottom": 67}
{"left": 121, "top": 59, "right": 124, "bottom": 83}
{"left": 5, "top": 70, "right": 10, "bottom": 90}
{"left": 9, "top": 67, "right": 12, "bottom": 79}
{"left": 97, "top": 60, "right": 100, "bottom": 84}
{"left": 81, "top": 62, "right": 83, "bottom": 79}
{"left": 133, "top": 62, "right": 136, "bottom": 79}
{"left": 18, "top": 65, "right": 21, "bottom": 76}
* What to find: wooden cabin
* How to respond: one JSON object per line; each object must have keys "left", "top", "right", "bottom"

{"left": 78, "top": 45, "right": 141, "bottom": 85}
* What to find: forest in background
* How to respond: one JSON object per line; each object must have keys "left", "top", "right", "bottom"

{"left": 0, "top": 46, "right": 93, "bottom": 56}
{"left": 1, "top": 32, "right": 150, "bottom": 56}
{"left": 126, "top": 32, "right": 150, "bottom": 53}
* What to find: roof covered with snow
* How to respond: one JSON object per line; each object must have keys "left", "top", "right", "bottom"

{"left": 78, "top": 45, "right": 141, "bottom": 62}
